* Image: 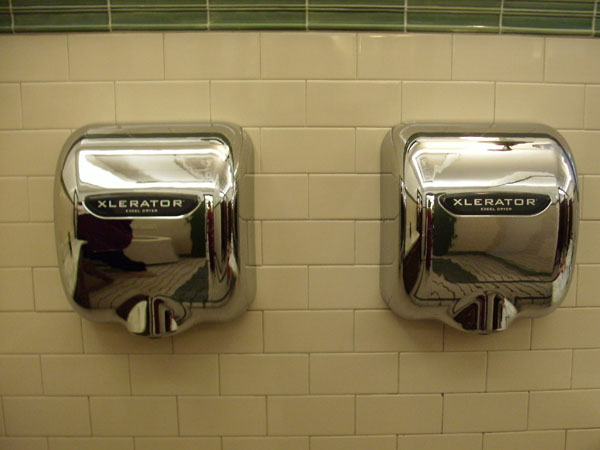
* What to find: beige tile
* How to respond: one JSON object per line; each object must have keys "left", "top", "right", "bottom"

{"left": 496, "top": 83, "right": 585, "bottom": 129}
{"left": 530, "top": 390, "right": 600, "bottom": 429}
{"left": 253, "top": 266, "right": 308, "bottom": 310}
{"left": 578, "top": 221, "right": 600, "bottom": 263}
{"left": 49, "top": 438, "right": 133, "bottom": 450}
{"left": 356, "top": 128, "right": 388, "bottom": 173}
{"left": 583, "top": 177, "right": 600, "bottom": 219}
{"left": 220, "top": 354, "right": 308, "bottom": 395}
{"left": 165, "top": 32, "right": 259, "bottom": 79}
{"left": 248, "top": 221, "right": 262, "bottom": 266}
{"left": 21, "top": 82, "right": 114, "bottom": 129}
{"left": 262, "top": 33, "right": 356, "bottom": 79}
{"left": 0, "top": 312, "right": 81, "bottom": 353}
{"left": 33, "top": 268, "right": 70, "bottom": 311}
{"left": 487, "top": 350, "right": 571, "bottom": 391}
{"left": 546, "top": 37, "right": 600, "bottom": 83}
{"left": 262, "top": 221, "right": 354, "bottom": 265}
{"left": 309, "top": 175, "right": 379, "bottom": 219}
{"left": 399, "top": 352, "right": 486, "bottom": 393}
{"left": 310, "top": 353, "right": 397, "bottom": 394}
{"left": 0, "top": 438, "right": 48, "bottom": 450}
{"left": 0, "top": 84, "right": 21, "bottom": 129}
{"left": 212, "top": 81, "right": 305, "bottom": 127}
{"left": 28, "top": 177, "right": 54, "bottom": 222}
{"left": 4, "top": 397, "right": 90, "bottom": 436}
{"left": 0, "top": 356, "right": 42, "bottom": 395}
{"left": 356, "top": 394, "right": 442, "bottom": 434}
{"left": 532, "top": 308, "right": 600, "bottom": 349}
{"left": 41, "top": 355, "right": 130, "bottom": 395}
{"left": 398, "top": 434, "right": 482, "bottom": 450}
{"left": 560, "top": 130, "right": 600, "bottom": 175}
{"left": 0, "top": 223, "right": 56, "bottom": 267}
{"left": 355, "top": 310, "right": 443, "bottom": 352}
{"left": 0, "top": 130, "right": 69, "bottom": 176}
{"left": 82, "top": 321, "right": 172, "bottom": 354}
{"left": 444, "top": 319, "right": 532, "bottom": 351}
{"left": 90, "top": 397, "right": 177, "bottom": 436}
{"left": 179, "top": 396, "right": 266, "bottom": 436}
{"left": 308, "top": 266, "right": 384, "bottom": 309}
{"left": 130, "top": 355, "right": 218, "bottom": 395}
{"left": 586, "top": 86, "right": 600, "bottom": 129}
{"left": 115, "top": 81, "right": 209, "bottom": 122}
{"left": 173, "top": 311, "right": 262, "bottom": 353}
{"left": 136, "top": 437, "right": 220, "bottom": 450}
{"left": 248, "top": 175, "right": 308, "bottom": 219}
{"left": 576, "top": 265, "right": 600, "bottom": 305}
{"left": 355, "top": 221, "right": 381, "bottom": 265}
{"left": 260, "top": 128, "right": 355, "bottom": 174}
{"left": 484, "top": 431, "right": 565, "bottom": 450}
{"left": 264, "top": 311, "right": 353, "bottom": 353}
{"left": 566, "top": 429, "right": 600, "bottom": 450}
{"left": 224, "top": 437, "right": 308, "bottom": 450}
{"left": 307, "top": 81, "right": 401, "bottom": 126}
{"left": 453, "top": 35, "right": 544, "bottom": 81}
{"left": 0, "top": 178, "right": 28, "bottom": 221}
{"left": 358, "top": 34, "right": 451, "bottom": 80}
{"left": 69, "top": 33, "right": 163, "bottom": 81}
{"left": 572, "top": 349, "right": 600, "bottom": 388}
{"left": 0, "top": 35, "right": 68, "bottom": 82}
{"left": 0, "top": 405, "right": 3, "bottom": 435}
{"left": 244, "top": 127, "right": 260, "bottom": 173}
{"left": 443, "top": 392, "right": 528, "bottom": 433}
{"left": 268, "top": 396, "right": 354, "bottom": 436}
{"left": 403, "top": 81, "right": 494, "bottom": 122}
{"left": 312, "top": 436, "right": 396, "bottom": 450}
{"left": 561, "top": 264, "right": 577, "bottom": 307}
{"left": 0, "top": 268, "right": 34, "bottom": 311}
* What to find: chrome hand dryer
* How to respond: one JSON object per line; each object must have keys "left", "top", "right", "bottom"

{"left": 380, "top": 124, "right": 578, "bottom": 333}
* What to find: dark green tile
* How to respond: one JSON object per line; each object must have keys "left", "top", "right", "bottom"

{"left": 0, "top": 0, "right": 10, "bottom": 33}
{"left": 210, "top": 0, "right": 305, "bottom": 29}
{"left": 12, "top": 0, "right": 108, "bottom": 32}
{"left": 503, "top": 1, "right": 594, "bottom": 35}
{"left": 111, "top": 1, "right": 206, "bottom": 30}
{"left": 308, "top": 0, "right": 403, "bottom": 30}
{"left": 407, "top": 0, "right": 501, "bottom": 32}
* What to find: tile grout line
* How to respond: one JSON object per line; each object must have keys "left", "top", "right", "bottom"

{"left": 403, "top": 0, "right": 408, "bottom": 32}
{"left": 8, "top": 0, "right": 14, "bottom": 33}
{"left": 592, "top": 0, "right": 598, "bottom": 37}
{"left": 305, "top": 0, "right": 308, "bottom": 31}
{"left": 207, "top": 0, "right": 211, "bottom": 31}
{"left": 499, "top": 0, "right": 505, "bottom": 34}
{"left": 107, "top": 0, "right": 112, "bottom": 32}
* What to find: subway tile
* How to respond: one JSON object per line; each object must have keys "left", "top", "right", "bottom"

{"left": 355, "top": 221, "right": 381, "bottom": 265}
{"left": 68, "top": 33, "right": 163, "bottom": 81}
{"left": 483, "top": 431, "right": 565, "bottom": 450}
{"left": 223, "top": 437, "right": 308, "bottom": 450}
{"left": 577, "top": 265, "right": 600, "bottom": 306}
{"left": 532, "top": 308, "right": 600, "bottom": 349}
{"left": 135, "top": 438, "right": 219, "bottom": 450}
{"left": 115, "top": 81, "right": 209, "bottom": 122}
{"left": 247, "top": 220, "right": 262, "bottom": 266}
{"left": 358, "top": 34, "right": 451, "bottom": 80}
{"left": 583, "top": 176, "right": 600, "bottom": 219}
{"left": 529, "top": 390, "right": 600, "bottom": 429}
{"left": 21, "top": 82, "right": 114, "bottom": 129}
{"left": 356, "top": 128, "right": 388, "bottom": 173}
{"left": 33, "top": 268, "right": 70, "bottom": 311}
{"left": 0, "top": 405, "right": 3, "bottom": 435}
{"left": 356, "top": 394, "right": 442, "bottom": 434}
{"left": 0, "top": 84, "right": 22, "bottom": 129}
{"left": 444, "top": 319, "right": 532, "bottom": 351}
{"left": 561, "top": 264, "right": 577, "bottom": 307}
{"left": 0, "top": 35, "right": 68, "bottom": 82}
{"left": 0, "top": 356, "right": 43, "bottom": 395}
{"left": 399, "top": 352, "right": 486, "bottom": 393}
{"left": 307, "top": 81, "right": 401, "bottom": 126}
{"left": 82, "top": 321, "right": 173, "bottom": 354}
{"left": 262, "top": 221, "right": 355, "bottom": 265}
{"left": 0, "top": 223, "right": 56, "bottom": 267}
{"left": 0, "top": 312, "right": 82, "bottom": 353}
{"left": 309, "top": 175, "right": 379, "bottom": 219}
{"left": 173, "top": 311, "right": 263, "bottom": 353}
{"left": 212, "top": 81, "right": 305, "bottom": 127}
{"left": 179, "top": 396, "right": 266, "bottom": 436}
{"left": 220, "top": 354, "right": 308, "bottom": 395}
{"left": 0, "top": 177, "right": 29, "bottom": 221}
{"left": 0, "top": 268, "right": 34, "bottom": 311}
{"left": 0, "top": 438, "right": 48, "bottom": 450}
{"left": 496, "top": 83, "right": 585, "bottom": 129}
{"left": 453, "top": 35, "right": 543, "bottom": 82}
{"left": 546, "top": 37, "right": 600, "bottom": 83}
{"left": 0, "top": 130, "right": 69, "bottom": 176}
{"left": 560, "top": 130, "right": 600, "bottom": 175}
{"left": 268, "top": 396, "right": 354, "bottom": 436}
{"left": 487, "top": 350, "right": 571, "bottom": 391}
{"left": 403, "top": 81, "right": 494, "bottom": 122}
{"left": 130, "top": 355, "right": 218, "bottom": 395}
{"left": 165, "top": 32, "right": 259, "bottom": 79}
{"left": 260, "top": 128, "right": 355, "bottom": 174}
{"left": 262, "top": 33, "right": 356, "bottom": 79}
{"left": 578, "top": 221, "right": 600, "bottom": 263}
{"left": 28, "top": 177, "right": 53, "bottom": 222}
{"left": 310, "top": 353, "right": 398, "bottom": 394}
{"left": 41, "top": 355, "right": 130, "bottom": 395}
{"left": 585, "top": 86, "right": 600, "bottom": 129}
{"left": 49, "top": 438, "right": 133, "bottom": 450}
{"left": 4, "top": 397, "right": 90, "bottom": 436}
{"left": 264, "top": 311, "right": 353, "bottom": 352}
{"left": 572, "top": 349, "right": 600, "bottom": 388}
{"left": 398, "top": 434, "right": 483, "bottom": 450}
{"left": 248, "top": 175, "right": 308, "bottom": 219}
{"left": 308, "top": 266, "right": 384, "bottom": 309}
{"left": 566, "top": 429, "right": 600, "bottom": 450}
{"left": 253, "top": 266, "right": 308, "bottom": 310}
{"left": 355, "top": 310, "right": 443, "bottom": 352}
{"left": 90, "top": 397, "right": 178, "bottom": 436}
{"left": 312, "top": 436, "right": 396, "bottom": 450}
{"left": 443, "top": 392, "right": 528, "bottom": 433}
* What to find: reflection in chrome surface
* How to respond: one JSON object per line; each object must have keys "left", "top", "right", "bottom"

{"left": 381, "top": 124, "right": 578, "bottom": 333}
{"left": 54, "top": 124, "right": 255, "bottom": 337}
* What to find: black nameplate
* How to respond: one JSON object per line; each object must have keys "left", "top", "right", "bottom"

{"left": 84, "top": 193, "right": 200, "bottom": 218}
{"left": 439, "top": 193, "right": 551, "bottom": 216}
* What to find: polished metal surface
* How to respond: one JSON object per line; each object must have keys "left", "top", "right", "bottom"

{"left": 55, "top": 123, "right": 255, "bottom": 337}
{"left": 381, "top": 123, "right": 578, "bottom": 333}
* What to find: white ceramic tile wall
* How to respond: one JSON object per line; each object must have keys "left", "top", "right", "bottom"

{"left": 0, "top": 31, "right": 599, "bottom": 448}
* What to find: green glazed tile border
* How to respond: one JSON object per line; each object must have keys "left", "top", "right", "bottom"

{"left": 1, "top": 0, "right": 599, "bottom": 36}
